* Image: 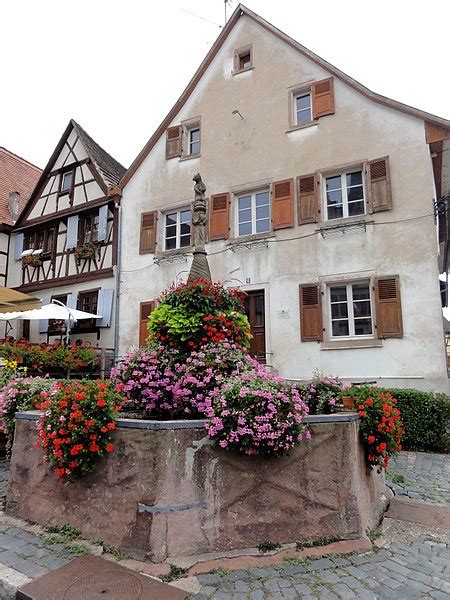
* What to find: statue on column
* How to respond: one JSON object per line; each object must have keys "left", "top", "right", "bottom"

{"left": 188, "top": 173, "right": 212, "bottom": 282}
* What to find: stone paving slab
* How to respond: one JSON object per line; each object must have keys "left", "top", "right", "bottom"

{"left": 387, "top": 497, "right": 450, "bottom": 529}
{"left": 386, "top": 452, "right": 450, "bottom": 505}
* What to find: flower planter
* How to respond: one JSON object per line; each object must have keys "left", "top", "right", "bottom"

{"left": 342, "top": 396, "right": 356, "bottom": 411}
{"left": 22, "top": 256, "right": 42, "bottom": 268}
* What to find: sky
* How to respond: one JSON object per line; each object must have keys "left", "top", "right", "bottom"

{"left": 1, "top": 0, "right": 449, "bottom": 170}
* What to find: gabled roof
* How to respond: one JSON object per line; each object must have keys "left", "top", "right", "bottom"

{"left": 71, "top": 120, "right": 126, "bottom": 187}
{"left": 15, "top": 120, "right": 126, "bottom": 228}
{"left": 0, "top": 148, "right": 41, "bottom": 226}
{"left": 120, "top": 3, "right": 450, "bottom": 188}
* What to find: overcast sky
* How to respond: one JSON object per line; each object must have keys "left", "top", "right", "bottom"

{"left": 2, "top": 0, "right": 449, "bottom": 170}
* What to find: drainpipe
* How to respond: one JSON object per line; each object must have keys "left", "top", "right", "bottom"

{"left": 107, "top": 186, "right": 122, "bottom": 365}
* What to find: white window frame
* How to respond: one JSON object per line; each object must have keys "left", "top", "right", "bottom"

{"left": 163, "top": 207, "right": 191, "bottom": 251}
{"left": 235, "top": 188, "right": 271, "bottom": 237}
{"left": 294, "top": 90, "right": 312, "bottom": 126}
{"left": 187, "top": 126, "right": 200, "bottom": 156}
{"left": 328, "top": 281, "right": 374, "bottom": 339}
{"left": 60, "top": 170, "right": 74, "bottom": 193}
{"left": 324, "top": 169, "right": 366, "bottom": 221}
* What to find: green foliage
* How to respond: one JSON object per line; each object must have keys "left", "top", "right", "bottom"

{"left": 390, "top": 474, "right": 407, "bottom": 485}
{"left": 366, "top": 526, "right": 382, "bottom": 542}
{"left": 160, "top": 565, "right": 187, "bottom": 582}
{"left": 49, "top": 523, "right": 82, "bottom": 540}
{"left": 65, "top": 543, "right": 88, "bottom": 555}
{"left": 383, "top": 388, "right": 450, "bottom": 452}
{"left": 105, "top": 545, "right": 126, "bottom": 561}
{"left": 295, "top": 536, "right": 338, "bottom": 551}
{"left": 148, "top": 303, "right": 203, "bottom": 341}
{"left": 258, "top": 540, "right": 281, "bottom": 553}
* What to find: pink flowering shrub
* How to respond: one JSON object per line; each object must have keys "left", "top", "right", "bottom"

{"left": 205, "top": 372, "right": 310, "bottom": 455}
{"left": 0, "top": 376, "right": 55, "bottom": 456}
{"left": 111, "top": 342, "right": 254, "bottom": 420}
{"left": 299, "top": 372, "right": 342, "bottom": 415}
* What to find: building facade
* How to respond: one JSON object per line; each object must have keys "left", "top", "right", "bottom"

{"left": 117, "top": 5, "right": 449, "bottom": 391}
{"left": 8, "top": 120, "right": 125, "bottom": 351}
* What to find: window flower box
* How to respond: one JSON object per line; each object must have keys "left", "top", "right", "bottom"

{"left": 22, "top": 254, "right": 43, "bottom": 268}
{"left": 74, "top": 242, "right": 99, "bottom": 263}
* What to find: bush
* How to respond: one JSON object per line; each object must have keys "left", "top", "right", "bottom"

{"left": 382, "top": 388, "right": 450, "bottom": 453}
{"left": 353, "top": 387, "right": 403, "bottom": 470}
{"left": 297, "top": 373, "right": 342, "bottom": 415}
{"left": 0, "top": 376, "right": 55, "bottom": 456}
{"left": 205, "top": 371, "right": 310, "bottom": 456}
{"left": 111, "top": 342, "right": 253, "bottom": 419}
{"left": 147, "top": 279, "right": 251, "bottom": 353}
{"left": 36, "top": 380, "right": 125, "bottom": 481}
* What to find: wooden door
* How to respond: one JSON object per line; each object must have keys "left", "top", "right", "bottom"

{"left": 139, "top": 301, "right": 155, "bottom": 347}
{"left": 244, "top": 290, "right": 266, "bottom": 362}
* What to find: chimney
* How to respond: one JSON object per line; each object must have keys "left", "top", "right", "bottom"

{"left": 8, "top": 192, "right": 20, "bottom": 223}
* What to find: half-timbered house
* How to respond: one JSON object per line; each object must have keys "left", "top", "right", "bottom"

{"left": 117, "top": 4, "right": 450, "bottom": 392}
{"left": 7, "top": 120, "right": 125, "bottom": 351}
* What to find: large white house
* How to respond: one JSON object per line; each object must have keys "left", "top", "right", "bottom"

{"left": 8, "top": 120, "right": 125, "bottom": 352}
{"left": 116, "top": 4, "right": 449, "bottom": 391}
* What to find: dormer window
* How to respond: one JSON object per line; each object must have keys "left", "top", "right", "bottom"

{"left": 233, "top": 45, "right": 253, "bottom": 74}
{"left": 60, "top": 170, "right": 74, "bottom": 194}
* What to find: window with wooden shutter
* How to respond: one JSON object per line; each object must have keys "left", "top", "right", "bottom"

{"left": 209, "top": 193, "right": 230, "bottom": 240}
{"left": 271, "top": 179, "right": 294, "bottom": 230}
{"left": 375, "top": 276, "right": 403, "bottom": 338}
{"left": 139, "top": 301, "right": 155, "bottom": 348}
{"left": 312, "top": 78, "right": 335, "bottom": 119}
{"left": 139, "top": 211, "right": 157, "bottom": 254}
{"left": 367, "top": 157, "right": 392, "bottom": 213}
{"left": 299, "top": 283, "right": 323, "bottom": 342}
{"left": 297, "top": 174, "right": 318, "bottom": 224}
{"left": 166, "top": 126, "right": 182, "bottom": 159}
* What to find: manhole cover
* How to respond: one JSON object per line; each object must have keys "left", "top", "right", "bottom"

{"left": 63, "top": 571, "right": 143, "bottom": 600}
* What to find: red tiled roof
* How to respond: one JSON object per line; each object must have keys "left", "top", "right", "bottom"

{"left": 0, "top": 147, "right": 41, "bottom": 225}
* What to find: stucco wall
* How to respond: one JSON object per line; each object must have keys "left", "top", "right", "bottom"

{"left": 117, "top": 15, "right": 447, "bottom": 390}
{"left": 7, "top": 412, "right": 386, "bottom": 561}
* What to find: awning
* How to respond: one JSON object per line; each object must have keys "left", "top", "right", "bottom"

{"left": 0, "top": 286, "right": 42, "bottom": 313}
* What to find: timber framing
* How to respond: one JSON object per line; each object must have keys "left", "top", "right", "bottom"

{"left": 120, "top": 3, "right": 450, "bottom": 189}
{"left": 15, "top": 268, "right": 114, "bottom": 294}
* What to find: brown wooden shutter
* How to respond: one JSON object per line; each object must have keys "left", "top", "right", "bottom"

{"left": 139, "top": 211, "right": 157, "bottom": 254}
{"left": 375, "top": 276, "right": 403, "bottom": 338}
{"left": 271, "top": 179, "right": 294, "bottom": 230}
{"left": 209, "top": 193, "right": 230, "bottom": 240}
{"left": 166, "top": 126, "right": 182, "bottom": 158}
{"left": 312, "top": 78, "right": 335, "bottom": 119}
{"left": 297, "top": 174, "right": 318, "bottom": 224}
{"left": 367, "top": 156, "right": 392, "bottom": 213}
{"left": 299, "top": 283, "right": 323, "bottom": 341}
{"left": 139, "top": 301, "right": 155, "bottom": 347}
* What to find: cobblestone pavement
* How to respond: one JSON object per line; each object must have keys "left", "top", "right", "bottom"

{"left": 386, "top": 452, "right": 450, "bottom": 505}
{"left": 194, "top": 535, "right": 450, "bottom": 599}
{"left": 0, "top": 519, "right": 74, "bottom": 581}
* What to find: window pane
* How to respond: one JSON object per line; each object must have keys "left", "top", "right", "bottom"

{"left": 179, "top": 235, "right": 190, "bottom": 247}
{"left": 296, "top": 94, "right": 310, "bottom": 111}
{"left": 238, "top": 209, "right": 252, "bottom": 223}
{"left": 190, "top": 129, "right": 200, "bottom": 143}
{"left": 256, "top": 204, "right": 269, "bottom": 219}
{"left": 180, "top": 223, "right": 190, "bottom": 236}
{"left": 165, "top": 225, "right": 176, "bottom": 238}
{"left": 326, "top": 176, "right": 341, "bottom": 191}
{"left": 239, "top": 222, "right": 252, "bottom": 236}
{"left": 296, "top": 109, "right": 311, "bottom": 124}
{"left": 61, "top": 171, "right": 73, "bottom": 191}
{"left": 346, "top": 171, "right": 363, "bottom": 187}
{"left": 332, "top": 320, "right": 349, "bottom": 336}
{"left": 180, "top": 210, "right": 191, "bottom": 223}
{"left": 348, "top": 201, "right": 365, "bottom": 216}
{"left": 256, "top": 218, "right": 270, "bottom": 233}
{"left": 238, "top": 196, "right": 251, "bottom": 210}
{"left": 240, "top": 53, "right": 251, "bottom": 69}
{"left": 354, "top": 318, "right": 372, "bottom": 336}
{"left": 353, "top": 301, "right": 371, "bottom": 317}
{"left": 256, "top": 191, "right": 270, "bottom": 206}
{"left": 326, "top": 189, "right": 342, "bottom": 206}
{"left": 166, "top": 213, "right": 176, "bottom": 226}
{"left": 327, "top": 205, "right": 343, "bottom": 220}
{"left": 166, "top": 237, "right": 176, "bottom": 250}
{"left": 331, "top": 302, "right": 348, "bottom": 319}
{"left": 330, "top": 286, "right": 347, "bottom": 303}
{"left": 352, "top": 284, "right": 370, "bottom": 300}
{"left": 347, "top": 186, "right": 364, "bottom": 201}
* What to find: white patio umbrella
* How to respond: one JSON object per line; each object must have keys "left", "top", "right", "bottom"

{"left": 15, "top": 300, "right": 102, "bottom": 345}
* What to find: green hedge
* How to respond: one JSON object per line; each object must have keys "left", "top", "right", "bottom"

{"left": 381, "top": 388, "right": 450, "bottom": 453}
